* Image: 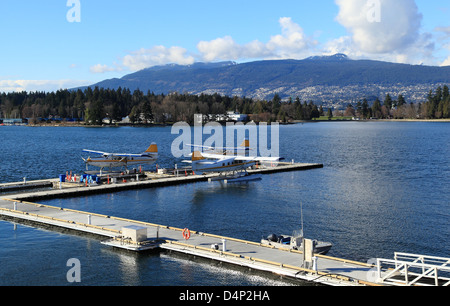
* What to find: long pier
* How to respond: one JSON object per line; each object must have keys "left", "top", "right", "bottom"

{"left": 1, "top": 163, "right": 448, "bottom": 286}
{"left": 0, "top": 198, "right": 380, "bottom": 286}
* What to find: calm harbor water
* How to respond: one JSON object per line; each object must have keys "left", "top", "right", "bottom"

{"left": 0, "top": 122, "right": 449, "bottom": 286}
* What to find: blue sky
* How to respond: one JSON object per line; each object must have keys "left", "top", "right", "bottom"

{"left": 0, "top": 0, "right": 449, "bottom": 92}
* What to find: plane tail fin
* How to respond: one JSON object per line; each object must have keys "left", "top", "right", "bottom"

{"left": 145, "top": 143, "right": 158, "bottom": 154}
{"left": 192, "top": 151, "right": 206, "bottom": 161}
{"left": 240, "top": 139, "right": 250, "bottom": 148}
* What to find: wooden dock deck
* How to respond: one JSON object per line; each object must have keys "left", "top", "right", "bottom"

{"left": 0, "top": 198, "right": 380, "bottom": 286}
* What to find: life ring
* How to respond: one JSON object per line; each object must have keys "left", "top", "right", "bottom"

{"left": 182, "top": 228, "right": 191, "bottom": 240}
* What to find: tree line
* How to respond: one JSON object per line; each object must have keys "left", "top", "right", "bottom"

{"left": 336, "top": 85, "right": 450, "bottom": 120}
{"left": 0, "top": 87, "right": 323, "bottom": 124}
{"left": 0, "top": 85, "right": 448, "bottom": 124}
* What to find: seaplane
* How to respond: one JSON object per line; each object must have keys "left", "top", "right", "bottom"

{"left": 82, "top": 143, "right": 158, "bottom": 174}
{"left": 187, "top": 139, "right": 250, "bottom": 157}
{"left": 183, "top": 140, "right": 283, "bottom": 182}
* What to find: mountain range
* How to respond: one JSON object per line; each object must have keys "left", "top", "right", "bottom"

{"left": 83, "top": 54, "right": 450, "bottom": 106}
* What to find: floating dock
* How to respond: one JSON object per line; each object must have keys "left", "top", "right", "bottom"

{"left": 0, "top": 198, "right": 376, "bottom": 286}
{"left": 2, "top": 162, "right": 323, "bottom": 202}
{"left": 1, "top": 162, "right": 448, "bottom": 286}
{"left": 0, "top": 179, "right": 54, "bottom": 194}
{"left": 2, "top": 198, "right": 448, "bottom": 286}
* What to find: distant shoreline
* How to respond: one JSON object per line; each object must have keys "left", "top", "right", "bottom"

{"left": 295, "top": 118, "right": 450, "bottom": 123}
{"left": 377, "top": 119, "right": 450, "bottom": 122}
{"left": 2, "top": 118, "right": 450, "bottom": 127}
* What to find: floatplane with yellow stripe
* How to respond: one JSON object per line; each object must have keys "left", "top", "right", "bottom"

{"left": 82, "top": 143, "right": 158, "bottom": 173}
{"left": 184, "top": 140, "right": 283, "bottom": 181}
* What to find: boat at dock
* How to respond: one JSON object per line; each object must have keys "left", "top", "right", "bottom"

{"left": 261, "top": 231, "right": 332, "bottom": 255}
{"left": 261, "top": 203, "right": 332, "bottom": 255}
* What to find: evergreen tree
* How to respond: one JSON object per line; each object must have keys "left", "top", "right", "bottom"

{"left": 372, "top": 98, "right": 382, "bottom": 118}
{"left": 397, "top": 94, "right": 406, "bottom": 107}
{"left": 443, "top": 85, "right": 449, "bottom": 101}
{"left": 311, "top": 104, "right": 320, "bottom": 119}
{"left": 271, "top": 93, "right": 281, "bottom": 115}
{"left": 319, "top": 105, "right": 324, "bottom": 116}
{"left": 362, "top": 99, "right": 369, "bottom": 119}
{"left": 85, "top": 97, "right": 104, "bottom": 125}
{"left": 327, "top": 108, "right": 333, "bottom": 120}
{"left": 356, "top": 101, "right": 362, "bottom": 117}
{"left": 141, "top": 99, "right": 153, "bottom": 123}
{"left": 384, "top": 94, "right": 393, "bottom": 109}
{"left": 294, "top": 97, "right": 303, "bottom": 120}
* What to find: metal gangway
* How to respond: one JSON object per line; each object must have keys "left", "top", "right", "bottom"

{"left": 376, "top": 252, "right": 450, "bottom": 286}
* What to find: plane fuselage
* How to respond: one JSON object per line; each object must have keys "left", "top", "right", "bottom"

{"left": 86, "top": 155, "right": 157, "bottom": 169}
{"left": 192, "top": 157, "right": 256, "bottom": 175}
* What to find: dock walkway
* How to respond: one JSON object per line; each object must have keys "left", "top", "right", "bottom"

{"left": 0, "top": 198, "right": 379, "bottom": 286}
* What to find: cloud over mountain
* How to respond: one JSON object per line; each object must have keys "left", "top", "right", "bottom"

{"left": 89, "top": 1, "right": 446, "bottom": 74}
{"left": 91, "top": 17, "right": 317, "bottom": 73}
{"left": 196, "top": 17, "right": 317, "bottom": 62}
{"left": 122, "top": 46, "right": 196, "bottom": 71}
{"left": 333, "top": 0, "right": 435, "bottom": 64}
{"left": 0, "top": 80, "right": 88, "bottom": 93}
{"left": 435, "top": 26, "right": 450, "bottom": 66}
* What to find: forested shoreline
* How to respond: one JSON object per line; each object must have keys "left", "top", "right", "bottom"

{"left": 0, "top": 85, "right": 448, "bottom": 125}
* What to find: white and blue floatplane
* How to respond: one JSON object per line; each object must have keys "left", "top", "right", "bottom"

{"left": 183, "top": 139, "right": 283, "bottom": 183}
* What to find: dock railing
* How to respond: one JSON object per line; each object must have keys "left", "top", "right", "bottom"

{"left": 376, "top": 252, "right": 450, "bottom": 286}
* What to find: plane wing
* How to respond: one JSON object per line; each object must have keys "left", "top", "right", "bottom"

{"left": 114, "top": 153, "right": 154, "bottom": 157}
{"left": 190, "top": 151, "right": 282, "bottom": 162}
{"left": 186, "top": 144, "right": 249, "bottom": 152}
{"left": 235, "top": 156, "right": 284, "bottom": 162}
{"left": 82, "top": 149, "right": 110, "bottom": 156}
{"left": 186, "top": 144, "right": 214, "bottom": 150}
{"left": 186, "top": 139, "right": 251, "bottom": 152}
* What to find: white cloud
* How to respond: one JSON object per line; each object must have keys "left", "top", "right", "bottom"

{"left": 441, "top": 57, "right": 450, "bottom": 67}
{"left": 197, "top": 36, "right": 243, "bottom": 62}
{"left": 89, "top": 64, "right": 118, "bottom": 74}
{"left": 91, "top": 17, "right": 317, "bottom": 73}
{"left": 441, "top": 45, "right": 450, "bottom": 66}
{"left": 197, "top": 36, "right": 271, "bottom": 62}
{"left": 122, "top": 46, "right": 195, "bottom": 71}
{"left": 266, "top": 17, "right": 318, "bottom": 58}
{"left": 323, "top": 36, "right": 355, "bottom": 56}
{"left": 90, "top": 4, "right": 445, "bottom": 74}
{"left": 435, "top": 26, "right": 450, "bottom": 66}
{"left": 435, "top": 26, "right": 450, "bottom": 38}
{"left": 89, "top": 46, "right": 195, "bottom": 74}
{"left": 0, "top": 80, "right": 88, "bottom": 93}
{"left": 197, "top": 17, "right": 317, "bottom": 62}
{"left": 335, "top": 0, "right": 422, "bottom": 53}
{"left": 333, "top": 0, "right": 435, "bottom": 65}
